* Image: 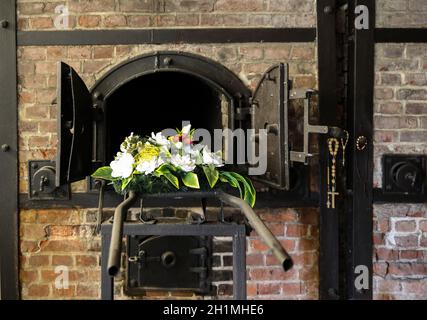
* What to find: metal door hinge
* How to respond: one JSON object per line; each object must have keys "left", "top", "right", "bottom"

{"left": 29, "top": 160, "right": 70, "bottom": 200}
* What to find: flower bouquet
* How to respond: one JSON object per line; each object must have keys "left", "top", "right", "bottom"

{"left": 92, "top": 125, "right": 256, "bottom": 207}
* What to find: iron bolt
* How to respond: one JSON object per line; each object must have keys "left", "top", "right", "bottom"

{"left": 31, "top": 162, "right": 39, "bottom": 169}
{"left": 163, "top": 57, "right": 172, "bottom": 66}
{"left": 1, "top": 144, "right": 10, "bottom": 152}
{"left": 93, "top": 91, "right": 103, "bottom": 101}
{"left": 1, "top": 20, "right": 9, "bottom": 28}
{"left": 324, "top": 6, "right": 333, "bottom": 14}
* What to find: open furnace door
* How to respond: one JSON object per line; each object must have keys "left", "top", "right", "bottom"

{"left": 56, "top": 62, "right": 93, "bottom": 186}
{"left": 251, "top": 63, "right": 290, "bottom": 190}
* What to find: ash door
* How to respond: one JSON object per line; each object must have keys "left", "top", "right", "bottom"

{"left": 250, "top": 63, "right": 291, "bottom": 190}
{"left": 56, "top": 62, "right": 93, "bottom": 186}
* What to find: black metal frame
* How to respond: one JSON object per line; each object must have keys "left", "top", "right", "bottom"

{"left": 345, "top": 0, "right": 375, "bottom": 300}
{"left": 375, "top": 28, "right": 427, "bottom": 43}
{"left": 317, "top": 0, "right": 341, "bottom": 300}
{"left": 19, "top": 191, "right": 319, "bottom": 210}
{"left": 0, "top": 0, "right": 19, "bottom": 300}
{"left": 17, "top": 28, "right": 316, "bottom": 46}
{"left": 101, "top": 222, "right": 247, "bottom": 300}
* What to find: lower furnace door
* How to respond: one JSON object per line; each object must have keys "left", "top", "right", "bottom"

{"left": 126, "top": 235, "right": 212, "bottom": 295}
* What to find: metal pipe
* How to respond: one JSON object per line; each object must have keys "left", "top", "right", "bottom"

{"left": 216, "top": 190, "right": 293, "bottom": 271}
{"left": 108, "top": 191, "right": 138, "bottom": 277}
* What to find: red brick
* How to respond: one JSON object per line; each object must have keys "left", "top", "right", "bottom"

{"left": 27, "top": 284, "right": 50, "bottom": 297}
{"left": 399, "top": 250, "right": 422, "bottom": 260}
{"left": 30, "top": 17, "right": 53, "bottom": 29}
{"left": 47, "top": 47, "right": 66, "bottom": 59}
{"left": 395, "top": 220, "right": 417, "bottom": 232}
{"left": 28, "top": 136, "right": 50, "bottom": 149}
{"left": 78, "top": 15, "right": 101, "bottom": 28}
{"left": 52, "top": 255, "right": 74, "bottom": 266}
{"left": 25, "top": 106, "right": 49, "bottom": 119}
{"left": 259, "top": 209, "right": 298, "bottom": 222}
{"left": 48, "top": 225, "right": 76, "bottom": 237}
{"left": 373, "top": 262, "right": 388, "bottom": 277}
{"left": 104, "top": 15, "right": 127, "bottom": 27}
{"left": 215, "top": 0, "right": 265, "bottom": 11}
{"left": 76, "top": 285, "right": 99, "bottom": 298}
{"left": 28, "top": 255, "right": 50, "bottom": 267}
{"left": 37, "top": 209, "right": 80, "bottom": 224}
{"left": 395, "top": 235, "right": 419, "bottom": 248}
{"left": 298, "top": 265, "right": 318, "bottom": 281}
{"left": 257, "top": 283, "right": 281, "bottom": 295}
{"left": 247, "top": 283, "right": 257, "bottom": 296}
{"left": 127, "top": 15, "right": 152, "bottom": 27}
{"left": 36, "top": 88, "right": 56, "bottom": 104}
{"left": 42, "top": 240, "right": 86, "bottom": 252}
{"left": 281, "top": 282, "right": 303, "bottom": 296}
{"left": 419, "top": 220, "right": 427, "bottom": 232}
{"left": 20, "top": 47, "right": 46, "bottom": 60}
{"left": 75, "top": 255, "right": 98, "bottom": 267}
{"left": 68, "top": 46, "right": 92, "bottom": 59}
{"left": 246, "top": 254, "right": 264, "bottom": 266}
{"left": 35, "top": 62, "right": 56, "bottom": 75}
{"left": 52, "top": 285, "right": 76, "bottom": 298}
{"left": 286, "top": 224, "right": 309, "bottom": 238}
{"left": 250, "top": 239, "right": 270, "bottom": 252}
{"left": 264, "top": 46, "right": 291, "bottom": 60}
{"left": 38, "top": 121, "right": 57, "bottom": 134}
{"left": 82, "top": 60, "right": 110, "bottom": 74}
{"left": 290, "top": 46, "right": 315, "bottom": 60}
{"left": 21, "top": 241, "right": 38, "bottom": 253}
{"left": 93, "top": 47, "right": 114, "bottom": 59}
{"left": 376, "top": 248, "right": 398, "bottom": 261}
{"left": 20, "top": 270, "right": 39, "bottom": 283}
{"left": 375, "top": 279, "right": 402, "bottom": 293}
{"left": 176, "top": 14, "right": 200, "bottom": 26}
{"left": 297, "top": 239, "right": 318, "bottom": 251}
{"left": 249, "top": 267, "right": 298, "bottom": 281}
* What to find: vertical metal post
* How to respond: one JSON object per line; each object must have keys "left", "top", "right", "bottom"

{"left": 0, "top": 0, "right": 19, "bottom": 300}
{"left": 101, "top": 227, "right": 114, "bottom": 300}
{"left": 233, "top": 226, "right": 247, "bottom": 300}
{"left": 317, "top": 0, "right": 341, "bottom": 300}
{"left": 347, "top": 0, "right": 375, "bottom": 300}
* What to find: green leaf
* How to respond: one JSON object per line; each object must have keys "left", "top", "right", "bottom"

{"left": 203, "top": 165, "right": 219, "bottom": 188}
{"left": 155, "top": 164, "right": 179, "bottom": 189}
{"left": 91, "top": 166, "right": 114, "bottom": 181}
{"left": 220, "top": 171, "right": 256, "bottom": 207}
{"left": 182, "top": 172, "right": 200, "bottom": 189}
{"left": 229, "top": 172, "right": 256, "bottom": 207}
{"left": 220, "top": 172, "right": 242, "bottom": 197}
{"left": 163, "top": 171, "right": 180, "bottom": 189}
{"left": 121, "top": 176, "right": 132, "bottom": 191}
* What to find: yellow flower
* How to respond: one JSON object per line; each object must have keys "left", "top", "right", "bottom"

{"left": 136, "top": 143, "right": 160, "bottom": 163}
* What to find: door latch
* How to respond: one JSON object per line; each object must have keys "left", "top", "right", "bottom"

{"left": 28, "top": 161, "right": 70, "bottom": 200}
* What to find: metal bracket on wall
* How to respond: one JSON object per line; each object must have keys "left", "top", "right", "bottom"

{"left": 28, "top": 160, "right": 70, "bottom": 200}
{"left": 289, "top": 89, "right": 335, "bottom": 164}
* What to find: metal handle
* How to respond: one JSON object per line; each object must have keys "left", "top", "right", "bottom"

{"left": 108, "top": 191, "right": 138, "bottom": 276}
{"left": 216, "top": 190, "right": 293, "bottom": 271}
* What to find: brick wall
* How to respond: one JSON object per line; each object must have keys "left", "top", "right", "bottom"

{"left": 373, "top": 43, "right": 427, "bottom": 300}
{"left": 17, "top": 0, "right": 316, "bottom": 30}
{"left": 376, "top": 0, "right": 427, "bottom": 28}
{"left": 17, "top": 7, "right": 318, "bottom": 297}
{"left": 19, "top": 207, "right": 318, "bottom": 299}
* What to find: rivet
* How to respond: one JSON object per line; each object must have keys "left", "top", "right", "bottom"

{"left": 324, "top": 6, "right": 333, "bottom": 14}
{"left": 93, "top": 91, "right": 103, "bottom": 101}
{"left": 163, "top": 57, "right": 172, "bottom": 66}
{"left": 31, "top": 162, "right": 38, "bottom": 169}
{"left": 1, "top": 20, "right": 9, "bottom": 29}
{"left": 1, "top": 144, "right": 10, "bottom": 152}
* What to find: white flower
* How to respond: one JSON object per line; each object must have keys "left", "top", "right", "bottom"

{"left": 202, "top": 146, "right": 224, "bottom": 167}
{"left": 171, "top": 154, "right": 196, "bottom": 172}
{"left": 182, "top": 124, "right": 191, "bottom": 135}
{"left": 110, "top": 153, "right": 135, "bottom": 178}
{"left": 136, "top": 157, "right": 165, "bottom": 175}
{"left": 150, "top": 132, "right": 169, "bottom": 147}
